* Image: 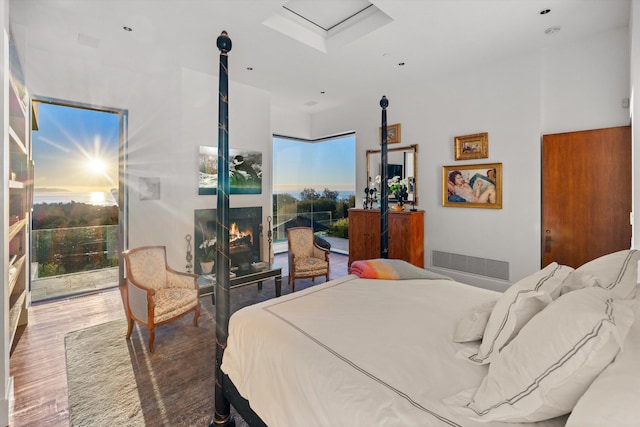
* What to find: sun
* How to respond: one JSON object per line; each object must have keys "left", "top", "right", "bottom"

{"left": 88, "top": 158, "right": 107, "bottom": 173}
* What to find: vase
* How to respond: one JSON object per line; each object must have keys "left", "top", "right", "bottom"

{"left": 200, "top": 260, "right": 214, "bottom": 274}
{"left": 391, "top": 204, "right": 405, "bottom": 212}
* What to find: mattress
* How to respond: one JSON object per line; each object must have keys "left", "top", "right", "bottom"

{"left": 221, "top": 274, "right": 568, "bottom": 426}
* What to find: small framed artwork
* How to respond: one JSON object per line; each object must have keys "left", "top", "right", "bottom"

{"left": 139, "top": 177, "right": 160, "bottom": 200}
{"left": 454, "top": 132, "right": 488, "bottom": 160}
{"left": 199, "top": 146, "right": 263, "bottom": 195}
{"left": 442, "top": 162, "right": 502, "bottom": 209}
{"left": 380, "top": 123, "right": 401, "bottom": 144}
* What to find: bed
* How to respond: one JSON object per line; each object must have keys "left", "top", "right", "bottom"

{"left": 219, "top": 252, "right": 640, "bottom": 426}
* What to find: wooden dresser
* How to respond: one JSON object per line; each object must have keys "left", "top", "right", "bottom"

{"left": 348, "top": 209, "right": 424, "bottom": 267}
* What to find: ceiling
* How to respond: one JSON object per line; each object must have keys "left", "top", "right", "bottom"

{"left": 9, "top": 0, "right": 631, "bottom": 115}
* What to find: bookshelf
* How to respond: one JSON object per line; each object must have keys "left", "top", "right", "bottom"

{"left": 5, "top": 32, "right": 31, "bottom": 354}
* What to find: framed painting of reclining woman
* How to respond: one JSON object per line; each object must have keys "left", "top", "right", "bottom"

{"left": 442, "top": 162, "right": 502, "bottom": 209}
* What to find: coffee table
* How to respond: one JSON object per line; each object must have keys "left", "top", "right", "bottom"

{"left": 198, "top": 263, "right": 282, "bottom": 303}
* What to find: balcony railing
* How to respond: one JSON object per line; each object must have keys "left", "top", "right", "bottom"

{"left": 31, "top": 225, "right": 119, "bottom": 279}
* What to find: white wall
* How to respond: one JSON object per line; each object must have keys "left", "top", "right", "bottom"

{"left": 310, "top": 27, "right": 630, "bottom": 291}
{"left": 541, "top": 27, "right": 630, "bottom": 133}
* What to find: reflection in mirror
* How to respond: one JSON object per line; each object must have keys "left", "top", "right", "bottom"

{"left": 366, "top": 144, "right": 418, "bottom": 205}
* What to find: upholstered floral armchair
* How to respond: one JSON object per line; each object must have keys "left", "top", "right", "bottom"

{"left": 122, "top": 246, "right": 200, "bottom": 352}
{"left": 287, "top": 227, "right": 330, "bottom": 291}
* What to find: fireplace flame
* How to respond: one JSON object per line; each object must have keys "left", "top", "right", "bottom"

{"left": 230, "top": 222, "right": 253, "bottom": 245}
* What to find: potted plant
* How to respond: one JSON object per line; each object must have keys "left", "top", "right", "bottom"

{"left": 198, "top": 223, "right": 217, "bottom": 274}
{"left": 375, "top": 175, "right": 408, "bottom": 210}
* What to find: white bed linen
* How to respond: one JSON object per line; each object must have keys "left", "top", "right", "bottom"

{"left": 221, "top": 275, "right": 568, "bottom": 427}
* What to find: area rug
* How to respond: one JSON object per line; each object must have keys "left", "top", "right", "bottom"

{"left": 65, "top": 304, "right": 249, "bottom": 427}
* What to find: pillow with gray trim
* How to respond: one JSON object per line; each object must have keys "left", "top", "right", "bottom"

{"left": 457, "top": 262, "right": 573, "bottom": 365}
{"left": 559, "top": 249, "right": 640, "bottom": 298}
{"left": 460, "top": 286, "right": 634, "bottom": 422}
{"left": 453, "top": 298, "right": 498, "bottom": 343}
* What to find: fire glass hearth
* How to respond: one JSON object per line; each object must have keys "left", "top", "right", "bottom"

{"left": 194, "top": 207, "right": 262, "bottom": 275}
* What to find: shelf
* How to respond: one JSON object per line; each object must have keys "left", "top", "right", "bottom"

{"left": 9, "top": 76, "right": 28, "bottom": 118}
{"left": 8, "top": 126, "right": 27, "bottom": 154}
{"left": 9, "top": 289, "right": 27, "bottom": 345}
{"left": 9, "top": 180, "right": 24, "bottom": 189}
{"left": 8, "top": 255, "right": 26, "bottom": 295}
{"left": 8, "top": 218, "right": 26, "bottom": 241}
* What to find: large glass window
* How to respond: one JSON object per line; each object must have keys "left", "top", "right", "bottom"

{"left": 272, "top": 134, "right": 355, "bottom": 250}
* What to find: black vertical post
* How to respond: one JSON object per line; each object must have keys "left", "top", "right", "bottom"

{"left": 380, "top": 96, "right": 389, "bottom": 258}
{"left": 212, "top": 31, "right": 235, "bottom": 427}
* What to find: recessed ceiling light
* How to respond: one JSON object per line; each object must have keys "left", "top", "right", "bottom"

{"left": 123, "top": 26, "right": 133, "bottom": 32}
{"left": 545, "top": 26, "right": 561, "bottom": 35}
{"left": 539, "top": 9, "right": 551, "bottom": 15}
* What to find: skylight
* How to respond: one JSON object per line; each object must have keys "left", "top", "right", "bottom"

{"left": 263, "top": 0, "right": 393, "bottom": 53}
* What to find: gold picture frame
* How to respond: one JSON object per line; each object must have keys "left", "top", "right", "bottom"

{"left": 380, "top": 123, "right": 401, "bottom": 144}
{"left": 442, "top": 162, "right": 502, "bottom": 209}
{"left": 454, "top": 132, "right": 488, "bottom": 160}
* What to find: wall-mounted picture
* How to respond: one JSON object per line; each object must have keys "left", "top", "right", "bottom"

{"left": 139, "top": 177, "right": 160, "bottom": 200}
{"left": 442, "top": 162, "right": 502, "bottom": 209}
{"left": 379, "top": 123, "right": 401, "bottom": 144}
{"left": 199, "top": 146, "right": 263, "bottom": 195}
{"left": 454, "top": 132, "right": 488, "bottom": 160}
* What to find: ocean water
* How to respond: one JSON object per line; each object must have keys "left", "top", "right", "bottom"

{"left": 34, "top": 191, "right": 118, "bottom": 207}
{"left": 275, "top": 190, "right": 355, "bottom": 200}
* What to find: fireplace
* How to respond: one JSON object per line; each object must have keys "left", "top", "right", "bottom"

{"left": 194, "top": 207, "right": 262, "bottom": 275}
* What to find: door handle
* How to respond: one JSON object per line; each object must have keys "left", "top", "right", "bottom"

{"left": 544, "top": 229, "right": 552, "bottom": 253}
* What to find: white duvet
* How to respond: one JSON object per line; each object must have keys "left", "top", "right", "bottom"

{"left": 221, "top": 275, "right": 568, "bottom": 426}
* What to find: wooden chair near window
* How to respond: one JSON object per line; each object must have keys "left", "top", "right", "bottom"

{"left": 122, "top": 245, "right": 200, "bottom": 352}
{"left": 287, "top": 227, "right": 330, "bottom": 291}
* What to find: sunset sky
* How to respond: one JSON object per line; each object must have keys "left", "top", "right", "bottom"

{"left": 273, "top": 135, "right": 355, "bottom": 195}
{"left": 32, "top": 102, "right": 119, "bottom": 194}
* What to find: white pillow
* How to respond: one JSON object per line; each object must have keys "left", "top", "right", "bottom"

{"left": 458, "top": 262, "right": 573, "bottom": 365}
{"left": 453, "top": 299, "right": 497, "bottom": 343}
{"left": 465, "top": 286, "right": 634, "bottom": 422}
{"left": 561, "top": 249, "right": 640, "bottom": 298}
{"left": 559, "top": 270, "right": 601, "bottom": 295}
{"left": 566, "top": 299, "right": 640, "bottom": 427}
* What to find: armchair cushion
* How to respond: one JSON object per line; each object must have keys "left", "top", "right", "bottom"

{"left": 126, "top": 246, "right": 168, "bottom": 290}
{"left": 154, "top": 288, "right": 199, "bottom": 323}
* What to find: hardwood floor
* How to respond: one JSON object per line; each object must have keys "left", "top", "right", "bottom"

{"left": 8, "top": 252, "right": 349, "bottom": 426}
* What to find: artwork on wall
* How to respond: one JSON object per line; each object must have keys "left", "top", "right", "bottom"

{"left": 454, "top": 132, "right": 488, "bottom": 160}
{"left": 198, "top": 146, "right": 263, "bottom": 195}
{"left": 139, "top": 177, "right": 160, "bottom": 200}
{"left": 379, "top": 123, "right": 401, "bottom": 144}
{"left": 442, "top": 162, "right": 502, "bottom": 209}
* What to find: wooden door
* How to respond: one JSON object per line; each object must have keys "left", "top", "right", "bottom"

{"left": 542, "top": 126, "right": 631, "bottom": 268}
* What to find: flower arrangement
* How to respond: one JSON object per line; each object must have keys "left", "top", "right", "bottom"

{"left": 198, "top": 223, "right": 217, "bottom": 262}
{"left": 375, "top": 175, "right": 409, "bottom": 205}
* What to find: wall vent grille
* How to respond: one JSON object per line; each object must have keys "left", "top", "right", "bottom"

{"left": 432, "top": 250, "right": 509, "bottom": 281}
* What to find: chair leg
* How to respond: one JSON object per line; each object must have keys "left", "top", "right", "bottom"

{"left": 291, "top": 277, "right": 295, "bottom": 293}
{"left": 126, "top": 315, "right": 134, "bottom": 339}
{"left": 193, "top": 304, "right": 200, "bottom": 327}
{"left": 148, "top": 326, "right": 155, "bottom": 353}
